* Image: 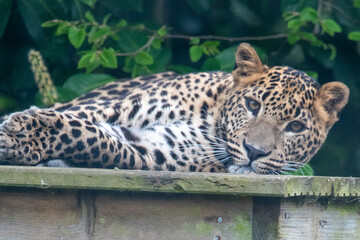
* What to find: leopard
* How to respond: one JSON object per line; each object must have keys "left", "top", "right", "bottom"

{"left": 0, "top": 43, "right": 349, "bottom": 174}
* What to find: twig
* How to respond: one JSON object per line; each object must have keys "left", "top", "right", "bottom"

{"left": 163, "top": 33, "right": 288, "bottom": 42}
{"left": 114, "top": 32, "right": 287, "bottom": 57}
{"left": 115, "top": 36, "right": 156, "bottom": 56}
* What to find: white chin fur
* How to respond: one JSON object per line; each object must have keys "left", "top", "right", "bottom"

{"left": 227, "top": 165, "right": 256, "bottom": 174}
{"left": 36, "top": 159, "right": 72, "bottom": 168}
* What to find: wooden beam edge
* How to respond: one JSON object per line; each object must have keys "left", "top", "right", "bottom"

{"left": 0, "top": 166, "right": 358, "bottom": 197}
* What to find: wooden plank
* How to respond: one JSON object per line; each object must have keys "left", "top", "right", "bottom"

{"left": 278, "top": 198, "right": 360, "bottom": 240}
{"left": 93, "top": 192, "right": 253, "bottom": 240}
{"left": 0, "top": 166, "right": 358, "bottom": 197}
{"left": 0, "top": 188, "right": 90, "bottom": 240}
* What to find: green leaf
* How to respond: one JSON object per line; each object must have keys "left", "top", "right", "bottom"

{"left": 135, "top": 51, "right": 154, "bottom": 65}
{"left": 201, "top": 58, "right": 221, "bottom": 71}
{"left": 41, "top": 20, "right": 61, "bottom": 28}
{"left": 283, "top": 163, "right": 314, "bottom": 176}
{"left": 157, "top": 26, "right": 167, "bottom": 37}
{"left": 0, "top": 94, "right": 16, "bottom": 112}
{"left": 201, "top": 41, "right": 220, "bottom": 55}
{"left": 321, "top": 19, "right": 342, "bottom": 36}
{"left": 88, "top": 26, "right": 110, "bottom": 43}
{"left": 287, "top": 32, "right": 301, "bottom": 45}
{"left": 0, "top": 0, "right": 12, "bottom": 39}
{"left": 102, "top": 13, "right": 112, "bottom": 25}
{"left": 99, "top": 48, "right": 118, "bottom": 68}
{"left": 80, "top": 0, "right": 97, "bottom": 8}
{"left": 282, "top": 11, "right": 297, "bottom": 21}
{"left": 304, "top": 70, "right": 318, "bottom": 79}
{"left": 55, "top": 87, "right": 79, "bottom": 102}
{"left": 151, "top": 38, "right": 162, "bottom": 49}
{"left": 215, "top": 45, "right": 237, "bottom": 72}
{"left": 300, "top": 7, "right": 317, "bottom": 23}
{"left": 354, "top": 0, "right": 360, "bottom": 8}
{"left": 63, "top": 73, "right": 115, "bottom": 95}
{"left": 301, "top": 32, "right": 317, "bottom": 42}
{"left": 68, "top": 26, "right": 86, "bottom": 49}
{"left": 348, "top": 31, "right": 360, "bottom": 41}
{"left": 85, "top": 11, "right": 96, "bottom": 23}
{"left": 116, "top": 19, "right": 127, "bottom": 27}
{"left": 77, "top": 51, "right": 101, "bottom": 73}
{"left": 55, "top": 22, "right": 70, "bottom": 36}
{"left": 287, "top": 19, "right": 303, "bottom": 31}
{"left": 190, "top": 38, "right": 200, "bottom": 45}
{"left": 189, "top": 45, "right": 203, "bottom": 62}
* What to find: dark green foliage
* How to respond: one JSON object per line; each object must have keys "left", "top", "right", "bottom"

{"left": 0, "top": 0, "right": 359, "bottom": 176}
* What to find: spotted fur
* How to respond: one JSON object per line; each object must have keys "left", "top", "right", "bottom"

{"left": 0, "top": 43, "right": 349, "bottom": 174}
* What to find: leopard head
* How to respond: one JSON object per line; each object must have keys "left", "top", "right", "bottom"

{"left": 221, "top": 43, "right": 349, "bottom": 174}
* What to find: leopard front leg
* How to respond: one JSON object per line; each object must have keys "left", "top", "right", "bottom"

{"left": 0, "top": 107, "right": 147, "bottom": 169}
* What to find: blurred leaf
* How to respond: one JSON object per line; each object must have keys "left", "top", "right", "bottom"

{"left": 77, "top": 51, "right": 100, "bottom": 73}
{"left": 63, "top": 73, "right": 115, "bottom": 95}
{"left": 354, "top": 0, "right": 360, "bottom": 8}
{"left": 201, "top": 41, "right": 220, "bottom": 55}
{"left": 88, "top": 26, "right": 110, "bottom": 43}
{"left": 0, "top": 0, "right": 13, "bottom": 39}
{"left": 282, "top": 11, "right": 297, "bottom": 21}
{"left": 190, "top": 45, "right": 203, "bottom": 62}
{"left": 41, "top": 20, "right": 61, "bottom": 28}
{"left": 0, "top": 94, "right": 16, "bottom": 113}
{"left": 287, "top": 32, "right": 301, "bottom": 44}
{"left": 348, "top": 31, "right": 360, "bottom": 41}
{"left": 135, "top": 51, "right": 154, "bottom": 65}
{"left": 85, "top": 11, "right": 96, "bottom": 23}
{"left": 305, "top": 70, "right": 318, "bottom": 79}
{"left": 99, "top": 48, "right": 118, "bottom": 68}
{"left": 190, "top": 38, "right": 200, "bottom": 45}
{"left": 17, "top": 0, "right": 67, "bottom": 43}
{"left": 56, "top": 86, "right": 79, "bottom": 102}
{"left": 68, "top": 26, "right": 86, "bottom": 49}
{"left": 168, "top": 65, "right": 199, "bottom": 74}
{"left": 287, "top": 19, "right": 303, "bottom": 31}
{"left": 215, "top": 45, "right": 237, "bottom": 72}
{"left": 151, "top": 38, "right": 162, "bottom": 49}
{"left": 157, "top": 26, "right": 167, "bottom": 37}
{"left": 80, "top": 0, "right": 97, "bottom": 8}
{"left": 116, "top": 19, "right": 127, "bottom": 27}
{"left": 102, "top": 13, "right": 111, "bottom": 25}
{"left": 201, "top": 58, "right": 220, "bottom": 71}
{"left": 55, "top": 22, "right": 70, "bottom": 36}
{"left": 300, "top": 7, "right": 317, "bottom": 23}
{"left": 321, "top": 19, "right": 342, "bottom": 36}
{"left": 283, "top": 164, "right": 314, "bottom": 176}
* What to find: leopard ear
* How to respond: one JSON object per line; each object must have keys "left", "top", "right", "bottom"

{"left": 232, "top": 43, "right": 268, "bottom": 84}
{"left": 314, "top": 81, "right": 349, "bottom": 130}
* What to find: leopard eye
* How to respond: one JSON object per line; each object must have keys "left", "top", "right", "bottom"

{"left": 245, "top": 97, "right": 261, "bottom": 115}
{"left": 286, "top": 121, "right": 306, "bottom": 133}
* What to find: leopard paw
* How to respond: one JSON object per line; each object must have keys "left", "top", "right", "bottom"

{"left": 0, "top": 107, "right": 59, "bottom": 165}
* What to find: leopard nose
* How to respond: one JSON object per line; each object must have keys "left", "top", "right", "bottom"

{"left": 243, "top": 140, "right": 271, "bottom": 162}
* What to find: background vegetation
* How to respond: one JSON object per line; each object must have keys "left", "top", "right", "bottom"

{"left": 0, "top": 0, "right": 359, "bottom": 176}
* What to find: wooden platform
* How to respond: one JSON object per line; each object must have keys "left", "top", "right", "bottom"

{"left": 0, "top": 166, "right": 359, "bottom": 239}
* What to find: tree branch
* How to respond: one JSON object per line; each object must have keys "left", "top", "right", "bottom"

{"left": 115, "top": 36, "right": 156, "bottom": 56}
{"left": 163, "top": 33, "right": 288, "bottom": 42}
{"left": 114, "top": 32, "right": 288, "bottom": 57}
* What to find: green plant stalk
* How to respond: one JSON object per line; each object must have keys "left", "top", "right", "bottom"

{"left": 28, "top": 50, "right": 58, "bottom": 106}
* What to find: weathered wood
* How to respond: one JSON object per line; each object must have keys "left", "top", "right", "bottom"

{"left": 0, "top": 166, "right": 359, "bottom": 197}
{"left": 93, "top": 192, "right": 253, "bottom": 239}
{"left": 0, "top": 166, "right": 359, "bottom": 239}
{"left": 0, "top": 189, "right": 89, "bottom": 240}
{"left": 278, "top": 198, "right": 360, "bottom": 239}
